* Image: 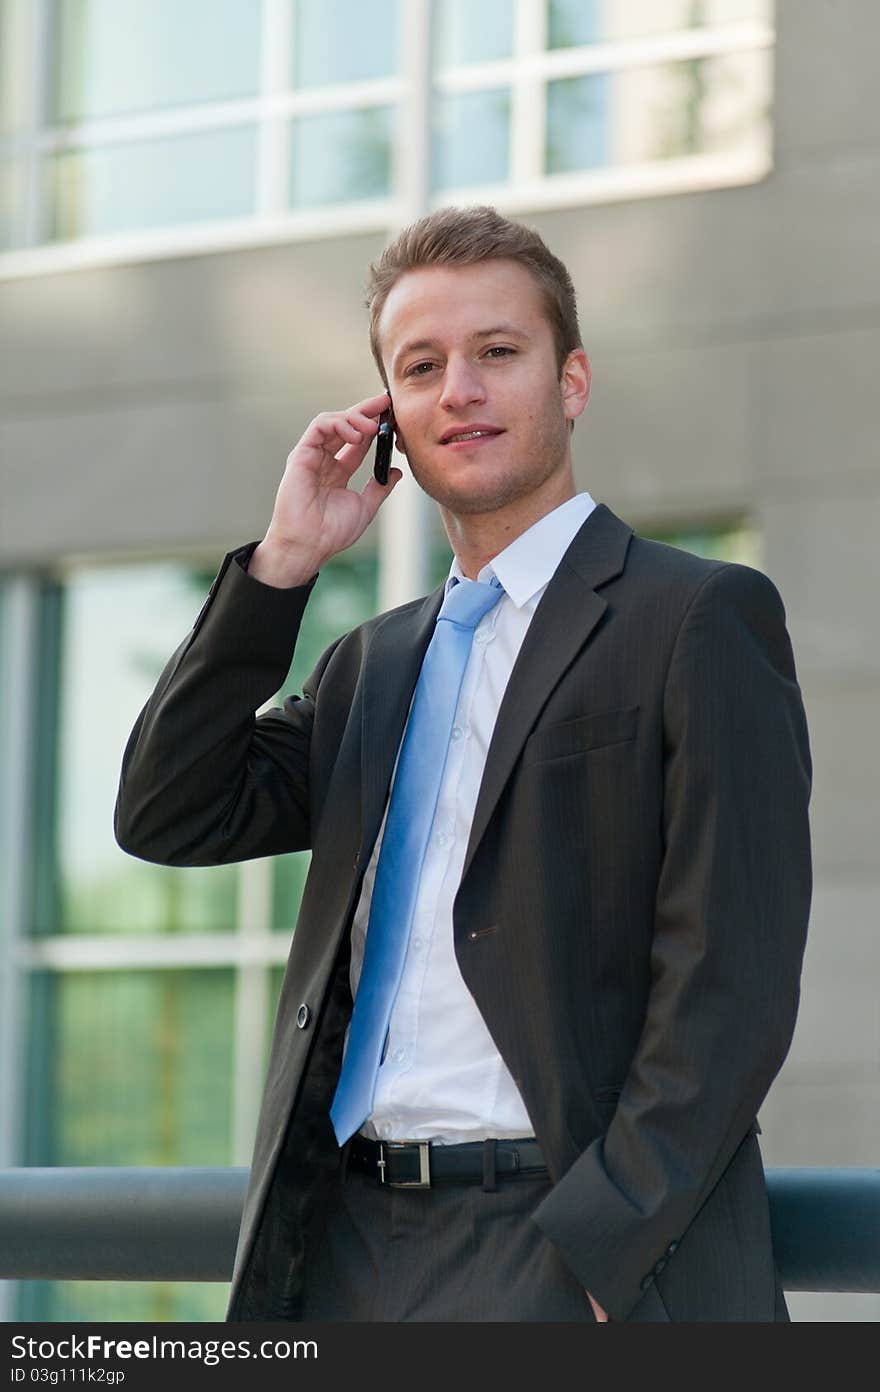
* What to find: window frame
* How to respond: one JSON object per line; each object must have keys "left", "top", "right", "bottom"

{"left": 0, "top": 0, "right": 774, "bottom": 279}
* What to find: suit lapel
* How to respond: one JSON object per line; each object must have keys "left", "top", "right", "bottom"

{"left": 461, "top": 502, "right": 633, "bottom": 881}
{"left": 359, "top": 584, "right": 445, "bottom": 861}
{"left": 358, "top": 502, "right": 633, "bottom": 877}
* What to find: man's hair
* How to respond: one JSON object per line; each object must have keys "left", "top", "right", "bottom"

{"left": 365, "top": 205, "right": 583, "bottom": 384}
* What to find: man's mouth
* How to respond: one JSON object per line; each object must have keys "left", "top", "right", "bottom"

{"left": 440, "top": 426, "right": 504, "bottom": 445}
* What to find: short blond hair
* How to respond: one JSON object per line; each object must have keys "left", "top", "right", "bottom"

{"left": 366, "top": 205, "right": 583, "bottom": 384}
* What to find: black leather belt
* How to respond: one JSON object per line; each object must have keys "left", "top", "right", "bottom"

{"left": 347, "top": 1136, "right": 547, "bottom": 1188}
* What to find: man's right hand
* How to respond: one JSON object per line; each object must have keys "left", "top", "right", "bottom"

{"left": 248, "top": 391, "right": 402, "bottom": 587}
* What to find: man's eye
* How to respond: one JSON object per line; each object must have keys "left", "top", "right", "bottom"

{"left": 407, "top": 361, "right": 436, "bottom": 376}
{"left": 485, "top": 346, "right": 514, "bottom": 358}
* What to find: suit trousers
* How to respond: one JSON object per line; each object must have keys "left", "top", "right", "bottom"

{"left": 298, "top": 1156, "right": 601, "bottom": 1322}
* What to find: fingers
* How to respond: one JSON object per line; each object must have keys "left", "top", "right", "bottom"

{"left": 321, "top": 392, "right": 392, "bottom": 446}
{"left": 300, "top": 393, "right": 391, "bottom": 470}
{"left": 352, "top": 390, "right": 392, "bottom": 420}
{"left": 359, "top": 467, "right": 403, "bottom": 521}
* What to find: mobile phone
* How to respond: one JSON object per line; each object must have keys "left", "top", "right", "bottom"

{"left": 374, "top": 407, "right": 394, "bottom": 485}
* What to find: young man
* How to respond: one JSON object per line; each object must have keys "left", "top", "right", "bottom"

{"left": 115, "top": 206, "right": 812, "bottom": 1322}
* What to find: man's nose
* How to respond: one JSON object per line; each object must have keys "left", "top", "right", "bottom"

{"left": 438, "top": 356, "right": 486, "bottom": 411}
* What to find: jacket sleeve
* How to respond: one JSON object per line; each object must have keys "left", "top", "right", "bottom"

{"left": 114, "top": 541, "right": 341, "bottom": 867}
{"left": 531, "top": 562, "right": 813, "bottom": 1320}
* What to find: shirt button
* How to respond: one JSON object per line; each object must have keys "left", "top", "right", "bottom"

{"left": 380, "top": 1122, "right": 392, "bottom": 1138}
{"left": 451, "top": 725, "right": 463, "bottom": 740}
{"left": 412, "top": 937, "right": 424, "bottom": 952}
{"left": 436, "top": 832, "right": 451, "bottom": 847}
{"left": 392, "top": 1047, "right": 409, "bottom": 1064}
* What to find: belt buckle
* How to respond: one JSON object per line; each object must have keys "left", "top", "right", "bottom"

{"left": 378, "top": 1140, "right": 431, "bottom": 1188}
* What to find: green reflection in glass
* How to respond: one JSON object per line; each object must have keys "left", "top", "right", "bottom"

{"left": 547, "top": 51, "right": 769, "bottom": 173}
{"left": 44, "top": 125, "right": 256, "bottom": 242}
{"left": 293, "top": 0, "right": 399, "bottom": 88}
{"left": 433, "top": 0, "right": 514, "bottom": 67}
{"left": 0, "top": 160, "right": 21, "bottom": 249}
{"left": 644, "top": 522, "right": 761, "bottom": 567}
{"left": 548, "top": 0, "right": 772, "bottom": 48}
{"left": 0, "top": 580, "right": 7, "bottom": 888}
{"left": 546, "top": 74, "right": 610, "bottom": 173}
{"left": 432, "top": 88, "right": 511, "bottom": 191}
{"left": 27, "top": 968, "right": 234, "bottom": 1167}
{"left": 50, "top": 0, "right": 260, "bottom": 122}
{"left": 18, "top": 1277, "right": 227, "bottom": 1322}
{"left": 0, "top": 0, "right": 32, "bottom": 135}
{"left": 50, "top": 562, "right": 239, "bottom": 935}
{"left": 21, "top": 965, "right": 236, "bottom": 1315}
{"left": 290, "top": 106, "right": 393, "bottom": 208}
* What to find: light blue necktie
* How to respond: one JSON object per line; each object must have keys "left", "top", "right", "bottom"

{"left": 330, "top": 573, "right": 505, "bottom": 1145}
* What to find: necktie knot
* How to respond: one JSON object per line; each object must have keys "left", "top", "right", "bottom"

{"left": 438, "top": 575, "right": 504, "bottom": 631}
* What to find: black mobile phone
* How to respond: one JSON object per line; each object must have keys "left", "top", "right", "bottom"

{"left": 374, "top": 407, "right": 394, "bottom": 484}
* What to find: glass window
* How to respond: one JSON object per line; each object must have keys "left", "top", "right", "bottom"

{"left": 0, "top": 160, "right": 22, "bottom": 249}
{"left": 432, "top": 87, "right": 511, "bottom": 191}
{"left": 293, "top": 0, "right": 400, "bottom": 89}
{"left": 19, "top": 966, "right": 233, "bottom": 1321}
{"left": 18, "top": 1276, "right": 227, "bottom": 1322}
{"left": 547, "top": 0, "right": 773, "bottom": 49}
{"left": 546, "top": 49, "right": 771, "bottom": 174}
{"left": 43, "top": 125, "right": 256, "bottom": 241}
{"left": 0, "top": 580, "right": 8, "bottom": 891}
{"left": 433, "top": 0, "right": 515, "bottom": 68}
{"left": 28, "top": 968, "right": 235, "bottom": 1165}
{"left": 646, "top": 521, "right": 762, "bottom": 566}
{"left": 289, "top": 106, "right": 394, "bottom": 208}
{"left": 46, "top": 563, "right": 240, "bottom": 935}
{"left": 0, "top": 0, "right": 32, "bottom": 135}
{"left": 49, "top": 0, "right": 261, "bottom": 123}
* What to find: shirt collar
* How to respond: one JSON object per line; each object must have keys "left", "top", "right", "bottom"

{"left": 445, "top": 492, "right": 597, "bottom": 609}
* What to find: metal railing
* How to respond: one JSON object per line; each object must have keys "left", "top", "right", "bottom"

{"left": 1, "top": 1166, "right": 879, "bottom": 1291}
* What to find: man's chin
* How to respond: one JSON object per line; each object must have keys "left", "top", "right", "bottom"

{"left": 410, "top": 469, "right": 529, "bottom": 518}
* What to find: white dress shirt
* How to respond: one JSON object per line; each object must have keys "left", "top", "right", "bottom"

{"left": 348, "top": 491, "right": 598, "bottom": 1143}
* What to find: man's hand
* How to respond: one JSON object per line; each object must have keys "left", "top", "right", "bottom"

{"left": 587, "top": 1291, "right": 609, "bottom": 1322}
{"left": 249, "top": 391, "right": 403, "bottom": 587}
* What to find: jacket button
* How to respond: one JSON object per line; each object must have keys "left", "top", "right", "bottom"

{"left": 639, "top": 1274, "right": 653, "bottom": 1292}
{"left": 666, "top": 1240, "right": 679, "bottom": 1257}
{"left": 653, "top": 1256, "right": 667, "bottom": 1276}
{"left": 296, "top": 1004, "right": 311, "bottom": 1029}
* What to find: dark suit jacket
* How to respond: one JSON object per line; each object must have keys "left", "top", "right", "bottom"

{"left": 114, "top": 503, "right": 812, "bottom": 1322}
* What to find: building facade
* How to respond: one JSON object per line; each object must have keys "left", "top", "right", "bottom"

{"left": 1, "top": 0, "right": 878, "bottom": 1320}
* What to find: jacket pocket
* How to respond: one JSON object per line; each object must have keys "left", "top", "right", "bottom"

{"left": 522, "top": 705, "right": 640, "bottom": 767}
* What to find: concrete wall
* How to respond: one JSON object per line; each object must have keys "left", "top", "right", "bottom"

{"left": 1, "top": 0, "right": 877, "bottom": 1317}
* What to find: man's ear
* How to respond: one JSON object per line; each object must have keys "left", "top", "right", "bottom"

{"left": 394, "top": 428, "right": 408, "bottom": 457}
{"left": 561, "top": 349, "right": 591, "bottom": 423}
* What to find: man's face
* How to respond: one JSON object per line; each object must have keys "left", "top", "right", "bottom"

{"left": 376, "top": 259, "right": 590, "bottom": 519}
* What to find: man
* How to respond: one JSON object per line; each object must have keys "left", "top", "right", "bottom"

{"left": 115, "top": 205, "right": 812, "bottom": 1322}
